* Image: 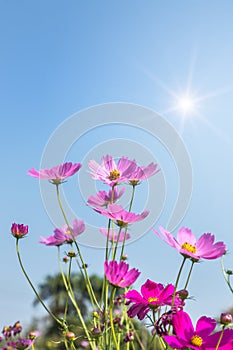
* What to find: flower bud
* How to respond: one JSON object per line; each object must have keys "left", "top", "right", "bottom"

{"left": 65, "top": 332, "right": 75, "bottom": 341}
{"left": 91, "top": 328, "right": 101, "bottom": 337}
{"left": 220, "top": 313, "right": 232, "bottom": 325}
{"left": 63, "top": 257, "right": 69, "bottom": 263}
{"left": 11, "top": 223, "right": 28, "bottom": 239}
{"left": 226, "top": 269, "right": 233, "bottom": 275}
{"left": 67, "top": 251, "right": 76, "bottom": 258}
{"left": 121, "top": 254, "right": 128, "bottom": 261}
{"left": 177, "top": 289, "right": 189, "bottom": 300}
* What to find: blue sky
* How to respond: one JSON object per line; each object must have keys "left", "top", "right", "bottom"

{"left": 1, "top": 0, "right": 233, "bottom": 329}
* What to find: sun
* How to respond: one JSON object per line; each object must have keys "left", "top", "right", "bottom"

{"left": 176, "top": 95, "right": 196, "bottom": 115}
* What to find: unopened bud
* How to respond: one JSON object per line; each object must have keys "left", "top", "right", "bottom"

{"left": 91, "top": 328, "right": 101, "bottom": 337}
{"left": 65, "top": 332, "right": 75, "bottom": 341}
{"left": 178, "top": 289, "right": 189, "bottom": 300}
{"left": 121, "top": 254, "right": 128, "bottom": 261}
{"left": 63, "top": 257, "right": 69, "bottom": 263}
{"left": 226, "top": 269, "right": 233, "bottom": 275}
{"left": 220, "top": 313, "right": 232, "bottom": 325}
{"left": 67, "top": 251, "right": 76, "bottom": 258}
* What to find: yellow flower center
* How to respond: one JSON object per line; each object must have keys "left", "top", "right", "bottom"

{"left": 109, "top": 169, "right": 120, "bottom": 181}
{"left": 181, "top": 242, "right": 196, "bottom": 254}
{"left": 148, "top": 296, "right": 158, "bottom": 303}
{"left": 191, "top": 335, "right": 203, "bottom": 347}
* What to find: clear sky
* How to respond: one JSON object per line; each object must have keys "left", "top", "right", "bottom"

{"left": 1, "top": 0, "right": 233, "bottom": 329}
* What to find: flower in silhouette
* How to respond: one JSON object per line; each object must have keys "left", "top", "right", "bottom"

{"left": 125, "top": 279, "right": 179, "bottom": 320}
{"left": 153, "top": 226, "right": 226, "bottom": 261}
{"left": 28, "top": 162, "right": 82, "bottom": 184}
{"left": 88, "top": 154, "right": 137, "bottom": 186}
{"left": 164, "top": 310, "right": 233, "bottom": 349}
{"left": 104, "top": 260, "right": 140, "bottom": 288}
{"left": 40, "top": 219, "right": 85, "bottom": 246}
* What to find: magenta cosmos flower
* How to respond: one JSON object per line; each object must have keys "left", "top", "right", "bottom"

{"left": 125, "top": 279, "right": 180, "bottom": 320}
{"left": 94, "top": 203, "right": 149, "bottom": 227}
{"left": 87, "top": 187, "right": 125, "bottom": 208}
{"left": 28, "top": 162, "right": 82, "bottom": 184}
{"left": 11, "top": 223, "right": 28, "bottom": 239}
{"left": 40, "top": 219, "right": 85, "bottom": 246}
{"left": 100, "top": 227, "right": 131, "bottom": 242}
{"left": 104, "top": 260, "right": 140, "bottom": 288}
{"left": 88, "top": 154, "right": 137, "bottom": 186}
{"left": 153, "top": 226, "right": 226, "bottom": 261}
{"left": 128, "top": 162, "right": 160, "bottom": 186}
{"left": 164, "top": 310, "right": 233, "bottom": 350}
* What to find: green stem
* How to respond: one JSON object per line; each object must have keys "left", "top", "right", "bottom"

{"left": 221, "top": 257, "right": 233, "bottom": 294}
{"left": 109, "top": 287, "right": 119, "bottom": 350}
{"left": 184, "top": 260, "right": 195, "bottom": 289}
{"left": 119, "top": 185, "right": 136, "bottom": 260}
{"left": 129, "top": 185, "right": 136, "bottom": 212}
{"left": 215, "top": 327, "right": 225, "bottom": 350}
{"left": 16, "top": 239, "right": 63, "bottom": 327}
{"left": 56, "top": 184, "right": 101, "bottom": 311}
{"left": 172, "top": 256, "right": 187, "bottom": 305}
{"left": 112, "top": 227, "right": 122, "bottom": 261}
{"left": 57, "top": 248, "right": 96, "bottom": 350}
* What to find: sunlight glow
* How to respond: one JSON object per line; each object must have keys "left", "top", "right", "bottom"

{"left": 176, "top": 95, "right": 196, "bottom": 115}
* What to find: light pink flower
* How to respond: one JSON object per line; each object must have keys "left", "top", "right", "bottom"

{"left": 87, "top": 187, "right": 125, "bottom": 208}
{"left": 40, "top": 219, "right": 85, "bottom": 246}
{"left": 125, "top": 279, "right": 180, "bottom": 320}
{"left": 104, "top": 260, "right": 140, "bottom": 288}
{"left": 128, "top": 162, "right": 160, "bottom": 185}
{"left": 11, "top": 223, "right": 28, "bottom": 239}
{"left": 153, "top": 226, "right": 226, "bottom": 261}
{"left": 88, "top": 155, "right": 137, "bottom": 186}
{"left": 94, "top": 203, "right": 149, "bottom": 227}
{"left": 164, "top": 310, "right": 233, "bottom": 349}
{"left": 99, "top": 227, "right": 131, "bottom": 242}
{"left": 28, "top": 162, "right": 82, "bottom": 184}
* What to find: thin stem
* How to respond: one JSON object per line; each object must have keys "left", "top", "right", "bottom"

{"left": 109, "top": 287, "right": 119, "bottom": 350}
{"left": 221, "top": 257, "right": 233, "bottom": 294}
{"left": 128, "top": 185, "right": 136, "bottom": 212}
{"left": 55, "top": 184, "right": 101, "bottom": 311}
{"left": 184, "top": 260, "right": 195, "bottom": 289}
{"left": 16, "top": 239, "right": 63, "bottom": 327}
{"left": 215, "top": 327, "right": 225, "bottom": 350}
{"left": 112, "top": 227, "right": 122, "bottom": 261}
{"left": 57, "top": 248, "right": 96, "bottom": 350}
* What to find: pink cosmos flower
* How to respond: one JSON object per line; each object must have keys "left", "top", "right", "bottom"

{"left": 40, "top": 219, "right": 85, "bottom": 246}
{"left": 125, "top": 279, "right": 180, "bottom": 320}
{"left": 94, "top": 203, "right": 149, "bottom": 227}
{"left": 87, "top": 187, "right": 125, "bottom": 208}
{"left": 164, "top": 310, "right": 233, "bottom": 349}
{"left": 99, "top": 227, "right": 131, "bottom": 242}
{"left": 153, "top": 226, "right": 226, "bottom": 261}
{"left": 128, "top": 162, "right": 160, "bottom": 186}
{"left": 88, "top": 154, "right": 137, "bottom": 186}
{"left": 104, "top": 260, "right": 140, "bottom": 288}
{"left": 11, "top": 223, "right": 29, "bottom": 239}
{"left": 28, "top": 162, "right": 82, "bottom": 184}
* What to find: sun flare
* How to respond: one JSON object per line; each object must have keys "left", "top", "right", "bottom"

{"left": 176, "top": 95, "right": 196, "bottom": 115}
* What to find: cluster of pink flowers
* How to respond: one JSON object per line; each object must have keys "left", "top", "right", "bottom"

{"left": 0, "top": 321, "right": 38, "bottom": 350}
{"left": 9, "top": 155, "right": 233, "bottom": 349}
